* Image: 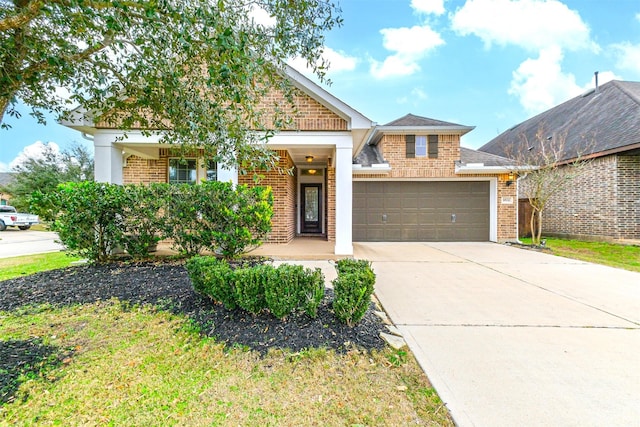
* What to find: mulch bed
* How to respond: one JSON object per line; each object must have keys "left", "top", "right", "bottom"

{"left": 0, "top": 261, "right": 386, "bottom": 355}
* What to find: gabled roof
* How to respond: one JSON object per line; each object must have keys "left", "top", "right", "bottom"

{"left": 385, "top": 113, "right": 466, "bottom": 127}
{"left": 366, "top": 113, "right": 475, "bottom": 146}
{"left": 480, "top": 80, "right": 640, "bottom": 161}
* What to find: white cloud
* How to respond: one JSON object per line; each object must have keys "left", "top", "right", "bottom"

{"left": 288, "top": 47, "right": 358, "bottom": 75}
{"left": 249, "top": 5, "right": 276, "bottom": 27}
{"left": 508, "top": 46, "right": 580, "bottom": 114}
{"left": 0, "top": 161, "right": 9, "bottom": 173}
{"left": 397, "top": 87, "right": 429, "bottom": 104}
{"left": 451, "top": 0, "right": 598, "bottom": 53}
{"left": 508, "top": 47, "right": 621, "bottom": 115}
{"left": 411, "top": 0, "right": 446, "bottom": 15}
{"left": 9, "top": 141, "right": 61, "bottom": 171}
{"left": 636, "top": 12, "right": 640, "bottom": 22}
{"left": 370, "top": 25, "right": 444, "bottom": 79}
{"left": 612, "top": 42, "right": 640, "bottom": 75}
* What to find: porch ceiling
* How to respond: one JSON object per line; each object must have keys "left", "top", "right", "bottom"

{"left": 285, "top": 145, "right": 334, "bottom": 167}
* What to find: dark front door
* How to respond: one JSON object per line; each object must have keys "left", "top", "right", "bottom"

{"left": 301, "top": 184, "right": 322, "bottom": 233}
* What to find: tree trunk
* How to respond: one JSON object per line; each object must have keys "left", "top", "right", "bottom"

{"left": 530, "top": 209, "right": 539, "bottom": 245}
{"left": 0, "top": 96, "right": 9, "bottom": 125}
{"left": 535, "top": 210, "right": 543, "bottom": 246}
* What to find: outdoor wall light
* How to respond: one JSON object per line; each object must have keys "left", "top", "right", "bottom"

{"left": 305, "top": 155, "right": 314, "bottom": 162}
{"left": 506, "top": 172, "right": 515, "bottom": 186}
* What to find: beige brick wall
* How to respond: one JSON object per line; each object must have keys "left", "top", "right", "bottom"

{"left": 537, "top": 154, "right": 640, "bottom": 240}
{"left": 379, "top": 134, "right": 460, "bottom": 178}
{"left": 258, "top": 88, "right": 347, "bottom": 131}
{"left": 123, "top": 156, "right": 168, "bottom": 184}
{"left": 239, "top": 150, "right": 297, "bottom": 244}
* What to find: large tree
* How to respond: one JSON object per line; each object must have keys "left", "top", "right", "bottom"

{"left": 1, "top": 142, "right": 93, "bottom": 211}
{"left": 1, "top": 0, "right": 341, "bottom": 167}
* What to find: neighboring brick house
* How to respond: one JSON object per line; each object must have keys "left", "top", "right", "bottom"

{"left": 480, "top": 79, "right": 640, "bottom": 241}
{"left": 61, "top": 66, "right": 519, "bottom": 255}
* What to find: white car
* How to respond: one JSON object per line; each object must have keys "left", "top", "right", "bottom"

{"left": 0, "top": 205, "right": 39, "bottom": 231}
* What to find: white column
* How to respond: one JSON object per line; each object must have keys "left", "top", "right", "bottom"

{"left": 334, "top": 140, "right": 353, "bottom": 255}
{"left": 93, "top": 134, "right": 123, "bottom": 184}
{"left": 217, "top": 163, "right": 238, "bottom": 186}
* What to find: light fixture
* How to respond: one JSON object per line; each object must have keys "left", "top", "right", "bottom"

{"left": 305, "top": 155, "right": 314, "bottom": 163}
{"left": 506, "top": 172, "right": 515, "bottom": 186}
{"left": 308, "top": 169, "right": 317, "bottom": 175}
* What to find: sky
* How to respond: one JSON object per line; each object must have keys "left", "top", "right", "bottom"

{"left": 2, "top": 0, "right": 640, "bottom": 172}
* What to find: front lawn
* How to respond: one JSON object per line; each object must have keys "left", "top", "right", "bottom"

{"left": 0, "top": 252, "right": 82, "bottom": 281}
{"left": 0, "top": 259, "right": 454, "bottom": 426}
{"left": 520, "top": 237, "right": 640, "bottom": 272}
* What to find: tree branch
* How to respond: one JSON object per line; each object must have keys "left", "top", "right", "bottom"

{"left": 0, "top": 0, "right": 46, "bottom": 32}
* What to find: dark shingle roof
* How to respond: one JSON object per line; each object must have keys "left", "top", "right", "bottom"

{"left": 385, "top": 113, "right": 466, "bottom": 127}
{"left": 479, "top": 80, "right": 640, "bottom": 161}
{"left": 354, "top": 144, "right": 385, "bottom": 167}
{"left": 459, "top": 147, "right": 514, "bottom": 167}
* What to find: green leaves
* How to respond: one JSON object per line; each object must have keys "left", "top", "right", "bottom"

{"left": 1, "top": 0, "right": 342, "bottom": 171}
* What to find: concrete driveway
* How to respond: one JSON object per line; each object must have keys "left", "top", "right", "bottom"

{"left": 0, "top": 229, "right": 64, "bottom": 258}
{"left": 355, "top": 242, "right": 640, "bottom": 427}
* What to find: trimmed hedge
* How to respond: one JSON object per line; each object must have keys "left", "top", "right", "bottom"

{"left": 332, "top": 259, "right": 376, "bottom": 326}
{"left": 187, "top": 256, "right": 377, "bottom": 326}
{"left": 186, "top": 257, "right": 325, "bottom": 320}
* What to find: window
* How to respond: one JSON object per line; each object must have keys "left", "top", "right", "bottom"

{"left": 169, "top": 159, "right": 197, "bottom": 184}
{"left": 205, "top": 159, "right": 217, "bottom": 182}
{"left": 415, "top": 136, "right": 427, "bottom": 157}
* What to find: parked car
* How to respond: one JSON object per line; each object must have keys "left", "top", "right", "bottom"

{"left": 0, "top": 205, "right": 39, "bottom": 231}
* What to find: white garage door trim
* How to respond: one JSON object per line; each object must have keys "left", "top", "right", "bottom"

{"left": 353, "top": 177, "right": 498, "bottom": 242}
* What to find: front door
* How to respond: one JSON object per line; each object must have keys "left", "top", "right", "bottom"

{"left": 301, "top": 184, "right": 322, "bottom": 233}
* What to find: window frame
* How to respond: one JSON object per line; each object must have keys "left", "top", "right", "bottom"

{"left": 168, "top": 157, "right": 218, "bottom": 184}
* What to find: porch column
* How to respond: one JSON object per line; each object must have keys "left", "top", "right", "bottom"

{"left": 93, "top": 134, "right": 123, "bottom": 184}
{"left": 217, "top": 163, "right": 238, "bottom": 186}
{"left": 334, "top": 140, "right": 353, "bottom": 255}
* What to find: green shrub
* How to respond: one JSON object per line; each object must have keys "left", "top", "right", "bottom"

{"left": 299, "top": 267, "right": 325, "bottom": 318}
{"left": 265, "top": 264, "right": 303, "bottom": 319}
{"left": 32, "top": 181, "right": 126, "bottom": 263}
{"left": 118, "top": 183, "right": 166, "bottom": 259}
{"left": 234, "top": 264, "right": 272, "bottom": 314}
{"left": 332, "top": 260, "right": 376, "bottom": 326}
{"left": 186, "top": 256, "right": 236, "bottom": 310}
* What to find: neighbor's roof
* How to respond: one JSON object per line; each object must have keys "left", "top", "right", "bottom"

{"left": 480, "top": 80, "right": 640, "bottom": 161}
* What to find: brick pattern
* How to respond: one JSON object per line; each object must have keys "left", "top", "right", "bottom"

{"left": 617, "top": 155, "right": 640, "bottom": 239}
{"left": 239, "top": 150, "right": 297, "bottom": 244}
{"left": 258, "top": 88, "right": 348, "bottom": 131}
{"left": 538, "top": 154, "right": 640, "bottom": 240}
{"left": 379, "top": 134, "right": 460, "bottom": 177}
{"left": 326, "top": 166, "right": 336, "bottom": 242}
{"left": 123, "top": 156, "right": 168, "bottom": 184}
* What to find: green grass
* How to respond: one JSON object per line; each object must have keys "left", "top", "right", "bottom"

{"left": 0, "top": 255, "right": 453, "bottom": 425}
{"left": 0, "top": 252, "right": 83, "bottom": 281}
{"left": 0, "top": 301, "right": 454, "bottom": 426}
{"left": 520, "top": 237, "right": 640, "bottom": 272}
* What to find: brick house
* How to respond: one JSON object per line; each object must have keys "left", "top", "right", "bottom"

{"left": 480, "top": 79, "right": 640, "bottom": 241}
{"left": 62, "top": 65, "right": 519, "bottom": 255}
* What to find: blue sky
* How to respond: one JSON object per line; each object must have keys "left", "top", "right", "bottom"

{"left": 2, "top": 0, "right": 640, "bottom": 171}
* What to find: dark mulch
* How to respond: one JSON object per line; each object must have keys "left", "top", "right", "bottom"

{"left": 0, "top": 261, "right": 386, "bottom": 355}
{"left": 0, "top": 338, "right": 69, "bottom": 404}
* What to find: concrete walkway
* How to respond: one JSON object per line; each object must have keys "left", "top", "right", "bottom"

{"left": 355, "top": 242, "right": 640, "bottom": 427}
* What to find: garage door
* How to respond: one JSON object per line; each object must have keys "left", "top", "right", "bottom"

{"left": 353, "top": 181, "right": 490, "bottom": 241}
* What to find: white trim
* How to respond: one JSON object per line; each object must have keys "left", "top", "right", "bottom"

{"left": 352, "top": 177, "right": 499, "bottom": 242}
{"left": 334, "top": 144, "right": 353, "bottom": 255}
